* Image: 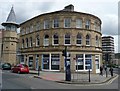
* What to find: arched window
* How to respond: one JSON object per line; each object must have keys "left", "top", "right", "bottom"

{"left": 36, "top": 35, "right": 40, "bottom": 46}
{"left": 53, "top": 34, "right": 59, "bottom": 45}
{"left": 30, "top": 37, "right": 33, "bottom": 47}
{"left": 22, "top": 39, "right": 24, "bottom": 48}
{"left": 26, "top": 38, "right": 29, "bottom": 48}
{"left": 44, "top": 34, "right": 49, "bottom": 46}
{"left": 65, "top": 34, "right": 70, "bottom": 45}
{"left": 76, "top": 33, "right": 82, "bottom": 45}
{"left": 86, "top": 34, "right": 90, "bottom": 46}
{"left": 96, "top": 35, "right": 99, "bottom": 47}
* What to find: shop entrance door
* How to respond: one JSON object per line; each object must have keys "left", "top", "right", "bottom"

{"left": 42, "top": 54, "right": 49, "bottom": 70}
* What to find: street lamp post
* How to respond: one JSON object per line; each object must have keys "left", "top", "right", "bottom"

{"left": 62, "top": 46, "right": 71, "bottom": 81}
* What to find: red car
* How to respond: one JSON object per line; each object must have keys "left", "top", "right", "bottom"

{"left": 11, "top": 64, "right": 29, "bottom": 74}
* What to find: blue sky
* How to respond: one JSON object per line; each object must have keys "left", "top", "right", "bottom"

{"left": 0, "top": 0, "right": 119, "bottom": 53}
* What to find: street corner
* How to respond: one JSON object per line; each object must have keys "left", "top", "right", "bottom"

{"left": 56, "top": 74, "right": 119, "bottom": 85}
{"left": 33, "top": 75, "right": 42, "bottom": 79}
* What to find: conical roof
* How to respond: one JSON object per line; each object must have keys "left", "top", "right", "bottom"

{"left": 6, "top": 6, "right": 16, "bottom": 23}
{"left": 1, "top": 6, "right": 19, "bottom": 28}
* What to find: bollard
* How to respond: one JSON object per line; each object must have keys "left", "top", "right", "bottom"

{"left": 38, "top": 66, "right": 40, "bottom": 76}
{"left": 89, "top": 69, "right": 91, "bottom": 82}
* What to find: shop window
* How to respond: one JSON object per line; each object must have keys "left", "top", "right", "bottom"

{"left": 42, "top": 54, "right": 49, "bottom": 69}
{"left": 95, "top": 55, "right": 99, "bottom": 69}
{"left": 85, "top": 54, "right": 92, "bottom": 70}
{"left": 76, "top": 54, "right": 84, "bottom": 70}
{"left": 51, "top": 54, "right": 60, "bottom": 70}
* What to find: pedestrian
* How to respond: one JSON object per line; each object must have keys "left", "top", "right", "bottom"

{"left": 100, "top": 65, "right": 103, "bottom": 76}
{"left": 109, "top": 66, "right": 113, "bottom": 77}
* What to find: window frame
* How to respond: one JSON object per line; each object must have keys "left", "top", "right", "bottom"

{"left": 64, "top": 34, "right": 71, "bottom": 45}
{"left": 53, "top": 34, "right": 59, "bottom": 45}
{"left": 76, "top": 33, "right": 82, "bottom": 45}
{"left": 76, "top": 19, "right": 82, "bottom": 28}
{"left": 64, "top": 18, "right": 71, "bottom": 28}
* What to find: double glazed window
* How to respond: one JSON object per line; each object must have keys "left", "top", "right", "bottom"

{"left": 65, "top": 34, "right": 70, "bottom": 45}
{"left": 86, "top": 34, "right": 90, "bottom": 46}
{"left": 85, "top": 20, "right": 90, "bottom": 29}
{"left": 85, "top": 54, "right": 92, "bottom": 70}
{"left": 76, "top": 54, "right": 84, "bottom": 70}
{"left": 76, "top": 33, "right": 82, "bottom": 45}
{"left": 53, "top": 19, "right": 59, "bottom": 28}
{"left": 51, "top": 54, "right": 60, "bottom": 70}
{"left": 44, "top": 20, "right": 50, "bottom": 29}
{"left": 76, "top": 54, "right": 92, "bottom": 70}
{"left": 76, "top": 19, "right": 82, "bottom": 28}
{"left": 53, "top": 34, "right": 59, "bottom": 45}
{"left": 44, "top": 35, "right": 49, "bottom": 46}
{"left": 64, "top": 18, "right": 71, "bottom": 28}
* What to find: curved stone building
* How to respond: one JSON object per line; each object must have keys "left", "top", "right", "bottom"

{"left": 20, "top": 5, "right": 102, "bottom": 73}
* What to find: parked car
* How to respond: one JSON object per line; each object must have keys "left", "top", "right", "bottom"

{"left": 1, "top": 63, "right": 12, "bottom": 70}
{"left": 11, "top": 64, "right": 29, "bottom": 74}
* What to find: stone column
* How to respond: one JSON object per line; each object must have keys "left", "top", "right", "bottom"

{"left": 33, "top": 55, "right": 36, "bottom": 70}
{"left": 60, "top": 53, "right": 64, "bottom": 72}
{"left": 92, "top": 55, "right": 96, "bottom": 74}
{"left": 70, "top": 53, "right": 76, "bottom": 72}
{"left": 39, "top": 54, "right": 42, "bottom": 70}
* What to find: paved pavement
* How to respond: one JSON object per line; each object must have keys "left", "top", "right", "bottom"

{"left": 30, "top": 70, "right": 118, "bottom": 85}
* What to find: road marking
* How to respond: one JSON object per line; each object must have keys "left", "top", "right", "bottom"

{"left": 107, "top": 75, "right": 119, "bottom": 85}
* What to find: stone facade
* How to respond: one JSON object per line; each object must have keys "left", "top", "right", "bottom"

{"left": 20, "top": 5, "right": 102, "bottom": 73}
{"left": 1, "top": 30, "right": 18, "bottom": 65}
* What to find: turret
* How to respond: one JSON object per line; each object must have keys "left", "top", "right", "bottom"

{"left": 2, "top": 6, "right": 19, "bottom": 31}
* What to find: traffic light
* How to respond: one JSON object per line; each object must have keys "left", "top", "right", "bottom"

{"left": 105, "top": 53, "right": 109, "bottom": 61}
{"left": 62, "top": 46, "right": 67, "bottom": 57}
{"left": 62, "top": 50, "right": 67, "bottom": 57}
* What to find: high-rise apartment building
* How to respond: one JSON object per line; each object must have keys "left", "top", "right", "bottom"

{"left": 102, "top": 36, "right": 114, "bottom": 63}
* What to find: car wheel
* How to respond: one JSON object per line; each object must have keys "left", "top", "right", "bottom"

{"left": 18, "top": 70, "right": 20, "bottom": 74}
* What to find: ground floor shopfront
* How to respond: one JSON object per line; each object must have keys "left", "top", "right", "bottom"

{"left": 20, "top": 52, "right": 102, "bottom": 74}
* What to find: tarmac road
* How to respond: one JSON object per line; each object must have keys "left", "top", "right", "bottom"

{"left": 1, "top": 70, "right": 119, "bottom": 90}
